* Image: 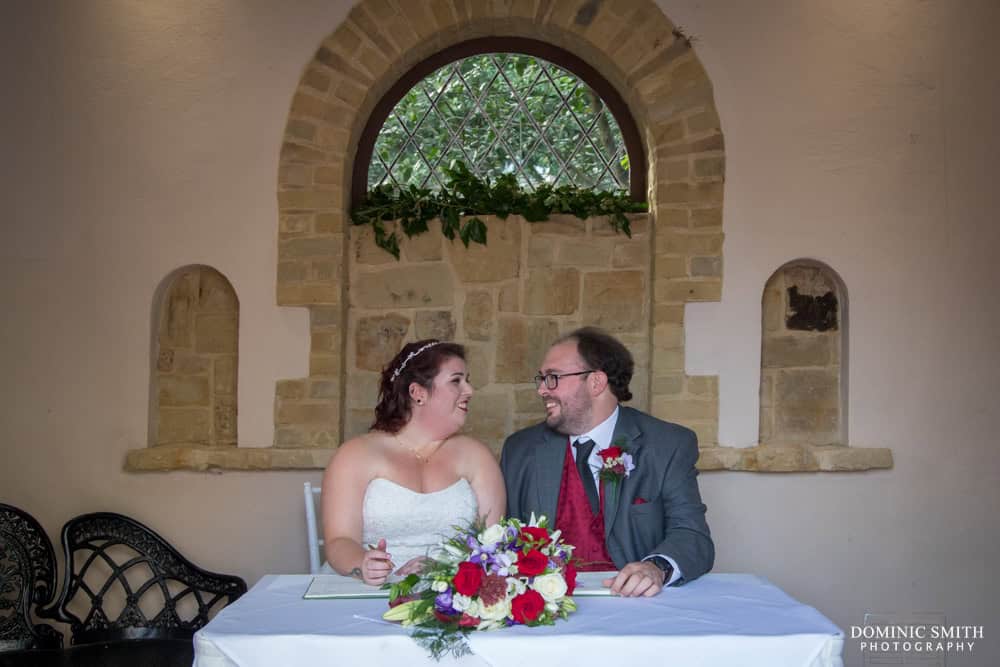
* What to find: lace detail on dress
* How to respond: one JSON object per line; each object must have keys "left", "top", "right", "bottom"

{"left": 361, "top": 478, "right": 478, "bottom": 566}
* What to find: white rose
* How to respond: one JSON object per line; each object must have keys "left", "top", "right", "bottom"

{"left": 431, "top": 580, "right": 448, "bottom": 592}
{"left": 478, "top": 523, "right": 506, "bottom": 546}
{"left": 465, "top": 599, "right": 481, "bottom": 617}
{"left": 452, "top": 593, "right": 472, "bottom": 612}
{"left": 531, "top": 573, "right": 568, "bottom": 602}
{"left": 478, "top": 596, "right": 512, "bottom": 621}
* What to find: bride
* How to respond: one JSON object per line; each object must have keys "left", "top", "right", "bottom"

{"left": 321, "top": 339, "right": 505, "bottom": 584}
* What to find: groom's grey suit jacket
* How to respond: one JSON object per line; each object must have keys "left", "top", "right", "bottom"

{"left": 500, "top": 406, "right": 714, "bottom": 584}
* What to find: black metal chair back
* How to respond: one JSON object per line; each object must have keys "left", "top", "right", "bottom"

{"left": 39, "top": 512, "right": 246, "bottom": 645}
{"left": 0, "top": 503, "right": 62, "bottom": 652}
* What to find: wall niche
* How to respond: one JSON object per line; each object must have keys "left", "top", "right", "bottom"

{"left": 701, "top": 259, "right": 892, "bottom": 472}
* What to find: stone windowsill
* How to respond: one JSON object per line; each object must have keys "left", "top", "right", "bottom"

{"left": 126, "top": 443, "right": 891, "bottom": 473}
{"left": 125, "top": 445, "right": 335, "bottom": 472}
{"left": 697, "top": 444, "right": 893, "bottom": 472}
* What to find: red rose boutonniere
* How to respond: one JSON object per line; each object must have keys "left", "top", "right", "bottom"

{"left": 598, "top": 438, "right": 635, "bottom": 505}
{"left": 598, "top": 439, "right": 635, "bottom": 484}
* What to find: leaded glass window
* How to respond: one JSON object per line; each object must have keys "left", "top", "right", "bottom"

{"left": 367, "top": 53, "right": 631, "bottom": 193}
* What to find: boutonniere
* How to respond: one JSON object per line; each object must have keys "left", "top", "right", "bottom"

{"left": 598, "top": 438, "right": 635, "bottom": 497}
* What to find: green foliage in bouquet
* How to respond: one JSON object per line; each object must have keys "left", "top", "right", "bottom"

{"left": 351, "top": 161, "right": 647, "bottom": 259}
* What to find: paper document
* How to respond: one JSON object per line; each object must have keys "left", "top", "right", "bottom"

{"left": 303, "top": 575, "right": 391, "bottom": 599}
{"left": 569, "top": 570, "right": 619, "bottom": 596}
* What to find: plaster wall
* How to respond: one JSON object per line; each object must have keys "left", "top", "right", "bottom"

{"left": 2, "top": 2, "right": 997, "bottom": 665}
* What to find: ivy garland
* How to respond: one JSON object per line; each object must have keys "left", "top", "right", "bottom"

{"left": 350, "top": 161, "right": 648, "bottom": 259}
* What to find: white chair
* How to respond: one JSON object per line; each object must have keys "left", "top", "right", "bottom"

{"left": 303, "top": 481, "right": 324, "bottom": 574}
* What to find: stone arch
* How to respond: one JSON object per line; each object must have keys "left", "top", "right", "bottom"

{"left": 150, "top": 265, "right": 238, "bottom": 448}
{"left": 275, "top": 0, "right": 726, "bottom": 454}
{"left": 760, "top": 259, "right": 848, "bottom": 447}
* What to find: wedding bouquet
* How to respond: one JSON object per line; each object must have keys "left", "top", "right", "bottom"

{"left": 382, "top": 514, "right": 578, "bottom": 659}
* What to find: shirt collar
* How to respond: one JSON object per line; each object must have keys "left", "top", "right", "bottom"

{"left": 572, "top": 406, "right": 620, "bottom": 452}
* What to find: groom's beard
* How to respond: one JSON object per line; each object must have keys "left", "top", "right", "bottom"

{"left": 542, "top": 385, "right": 593, "bottom": 435}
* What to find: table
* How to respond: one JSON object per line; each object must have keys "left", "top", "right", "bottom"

{"left": 194, "top": 573, "right": 843, "bottom": 666}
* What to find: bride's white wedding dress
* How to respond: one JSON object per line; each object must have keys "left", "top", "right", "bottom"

{"left": 320, "top": 477, "right": 478, "bottom": 573}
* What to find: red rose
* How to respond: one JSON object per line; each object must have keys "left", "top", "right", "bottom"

{"left": 600, "top": 446, "right": 623, "bottom": 460}
{"left": 434, "top": 610, "right": 457, "bottom": 624}
{"left": 519, "top": 526, "right": 551, "bottom": 546}
{"left": 453, "top": 561, "right": 484, "bottom": 596}
{"left": 563, "top": 561, "right": 578, "bottom": 596}
{"left": 511, "top": 589, "right": 545, "bottom": 624}
{"left": 458, "top": 613, "right": 481, "bottom": 628}
{"left": 517, "top": 549, "right": 548, "bottom": 576}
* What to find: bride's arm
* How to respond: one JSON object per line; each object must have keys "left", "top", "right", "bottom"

{"left": 320, "top": 438, "right": 393, "bottom": 584}
{"left": 459, "top": 437, "right": 507, "bottom": 525}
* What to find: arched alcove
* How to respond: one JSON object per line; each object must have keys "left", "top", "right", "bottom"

{"left": 760, "top": 260, "right": 848, "bottom": 447}
{"left": 150, "top": 265, "right": 238, "bottom": 448}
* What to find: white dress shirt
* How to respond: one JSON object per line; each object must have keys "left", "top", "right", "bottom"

{"left": 571, "top": 406, "right": 683, "bottom": 585}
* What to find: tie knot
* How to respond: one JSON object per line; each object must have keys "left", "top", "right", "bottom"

{"left": 574, "top": 438, "right": 595, "bottom": 458}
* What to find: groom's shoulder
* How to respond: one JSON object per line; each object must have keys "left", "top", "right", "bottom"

{"left": 622, "top": 406, "right": 697, "bottom": 443}
{"left": 505, "top": 422, "right": 546, "bottom": 445}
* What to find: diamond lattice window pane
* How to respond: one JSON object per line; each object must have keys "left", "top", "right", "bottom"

{"left": 369, "top": 53, "right": 630, "bottom": 192}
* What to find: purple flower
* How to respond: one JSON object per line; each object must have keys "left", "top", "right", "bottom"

{"left": 434, "top": 589, "right": 455, "bottom": 614}
{"left": 490, "top": 550, "right": 514, "bottom": 576}
{"left": 622, "top": 452, "right": 636, "bottom": 476}
{"left": 469, "top": 541, "right": 497, "bottom": 566}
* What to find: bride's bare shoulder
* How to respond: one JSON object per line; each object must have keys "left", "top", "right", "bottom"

{"left": 446, "top": 434, "right": 498, "bottom": 462}
{"left": 331, "top": 431, "right": 392, "bottom": 465}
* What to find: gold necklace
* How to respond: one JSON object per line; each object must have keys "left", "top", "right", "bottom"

{"left": 394, "top": 434, "right": 435, "bottom": 464}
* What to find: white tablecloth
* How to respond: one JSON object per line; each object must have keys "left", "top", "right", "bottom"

{"left": 194, "top": 573, "right": 843, "bottom": 667}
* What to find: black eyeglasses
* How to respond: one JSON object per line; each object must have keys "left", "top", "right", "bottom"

{"left": 533, "top": 370, "right": 594, "bottom": 390}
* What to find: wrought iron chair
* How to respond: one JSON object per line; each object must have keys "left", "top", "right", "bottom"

{"left": 38, "top": 512, "right": 246, "bottom": 666}
{"left": 0, "top": 503, "right": 63, "bottom": 667}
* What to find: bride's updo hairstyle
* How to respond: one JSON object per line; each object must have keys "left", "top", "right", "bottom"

{"left": 371, "top": 339, "right": 466, "bottom": 433}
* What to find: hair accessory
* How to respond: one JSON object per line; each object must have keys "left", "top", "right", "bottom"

{"left": 390, "top": 341, "right": 441, "bottom": 381}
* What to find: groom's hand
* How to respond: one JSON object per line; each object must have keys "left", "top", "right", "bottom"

{"left": 602, "top": 560, "right": 666, "bottom": 597}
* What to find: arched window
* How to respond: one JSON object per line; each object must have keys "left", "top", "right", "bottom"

{"left": 353, "top": 38, "right": 644, "bottom": 204}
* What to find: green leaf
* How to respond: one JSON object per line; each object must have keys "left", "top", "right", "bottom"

{"left": 441, "top": 207, "right": 459, "bottom": 240}
{"left": 459, "top": 217, "right": 487, "bottom": 247}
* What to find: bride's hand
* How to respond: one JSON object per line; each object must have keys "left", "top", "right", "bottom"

{"left": 360, "top": 538, "right": 394, "bottom": 585}
{"left": 393, "top": 556, "right": 429, "bottom": 577}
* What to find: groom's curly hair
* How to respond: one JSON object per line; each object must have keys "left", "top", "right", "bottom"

{"left": 557, "top": 327, "right": 634, "bottom": 402}
{"left": 371, "top": 339, "right": 466, "bottom": 434}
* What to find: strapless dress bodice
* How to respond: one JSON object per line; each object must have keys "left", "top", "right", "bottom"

{"left": 320, "top": 477, "right": 478, "bottom": 574}
{"left": 362, "top": 477, "right": 478, "bottom": 565}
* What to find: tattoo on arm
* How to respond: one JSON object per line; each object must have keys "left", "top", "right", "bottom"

{"left": 350, "top": 567, "right": 362, "bottom": 579}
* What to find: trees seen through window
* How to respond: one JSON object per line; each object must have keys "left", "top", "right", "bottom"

{"left": 368, "top": 53, "right": 630, "bottom": 193}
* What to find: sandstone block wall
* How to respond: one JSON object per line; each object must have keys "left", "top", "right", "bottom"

{"left": 344, "top": 214, "right": 651, "bottom": 456}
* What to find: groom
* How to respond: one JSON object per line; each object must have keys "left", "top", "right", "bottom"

{"left": 501, "top": 327, "right": 714, "bottom": 597}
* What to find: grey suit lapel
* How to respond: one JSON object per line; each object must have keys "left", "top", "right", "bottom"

{"left": 604, "top": 407, "right": 642, "bottom": 538}
{"left": 534, "top": 428, "right": 567, "bottom": 525}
